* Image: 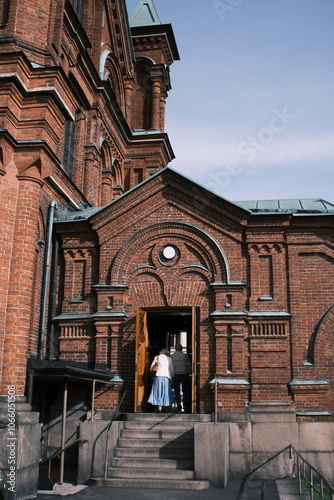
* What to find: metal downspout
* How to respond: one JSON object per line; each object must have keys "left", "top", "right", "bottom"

{"left": 48, "top": 232, "right": 59, "bottom": 360}
{"left": 38, "top": 201, "right": 58, "bottom": 360}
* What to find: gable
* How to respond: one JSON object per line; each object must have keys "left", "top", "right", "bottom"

{"left": 89, "top": 167, "right": 250, "bottom": 236}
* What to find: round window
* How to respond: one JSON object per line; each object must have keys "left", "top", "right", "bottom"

{"left": 159, "top": 245, "right": 180, "bottom": 266}
{"left": 162, "top": 246, "right": 176, "bottom": 260}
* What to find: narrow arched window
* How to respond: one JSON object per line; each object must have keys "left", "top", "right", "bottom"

{"left": 62, "top": 120, "right": 77, "bottom": 179}
{"left": 0, "top": 0, "right": 10, "bottom": 25}
{"left": 71, "top": 0, "right": 84, "bottom": 24}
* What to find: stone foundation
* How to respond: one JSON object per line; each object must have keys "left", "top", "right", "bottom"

{"left": 0, "top": 397, "right": 41, "bottom": 500}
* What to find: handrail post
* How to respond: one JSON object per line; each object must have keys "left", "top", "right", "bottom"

{"left": 310, "top": 469, "right": 314, "bottom": 500}
{"left": 283, "top": 446, "right": 334, "bottom": 500}
{"left": 91, "top": 379, "right": 96, "bottom": 422}
{"left": 47, "top": 438, "right": 88, "bottom": 487}
{"left": 298, "top": 455, "right": 302, "bottom": 495}
{"left": 59, "top": 379, "right": 68, "bottom": 485}
{"left": 48, "top": 457, "right": 53, "bottom": 486}
{"left": 104, "top": 422, "right": 111, "bottom": 480}
{"left": 214, "top": 380, "right": 218, "bottom": 424}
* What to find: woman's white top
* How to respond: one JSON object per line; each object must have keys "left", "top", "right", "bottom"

{"left": 151, "top": 354, "right": 174, "bottom": 380}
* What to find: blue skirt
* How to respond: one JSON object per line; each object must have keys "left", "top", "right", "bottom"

{"left": 148, "top": 376, "right": 174, "bottom": 406}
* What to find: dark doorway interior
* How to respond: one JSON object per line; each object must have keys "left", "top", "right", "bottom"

{"left": 147, "top": 309, "right": 192, "bottom": 363}
{"left": 143, "top": 309, "right": 193, "bottom": 412}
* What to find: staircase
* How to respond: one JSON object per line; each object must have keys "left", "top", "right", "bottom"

{"left": 91, "top": 412, "right": 212, "bottom": 490}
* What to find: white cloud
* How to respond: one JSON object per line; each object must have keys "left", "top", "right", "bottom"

{"left": 169, "top": 124, "right": 334, "bottom": 174}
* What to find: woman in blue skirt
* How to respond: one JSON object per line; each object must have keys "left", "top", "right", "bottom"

{"left": 148, "top": 348, "right": 174, "bottom": 413}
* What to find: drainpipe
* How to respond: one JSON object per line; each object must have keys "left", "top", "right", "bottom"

{"left": 38, "top": 201, "right": 58, "bottom": 360}
{"left": 48, "top": 232, "right": 59, "bottom": 360}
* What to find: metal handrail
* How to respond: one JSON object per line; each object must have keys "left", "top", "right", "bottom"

{"left": 46, "top": 438, "right": 88, "bottom": 486}
{"left": 235, "top": 444, "right": 333, "bottom": 500}
{"left": 103, "top": 388, "right": 128, "bottom": 480}
{"left": 289, "top": 445, "right": 334, "bottom": 500}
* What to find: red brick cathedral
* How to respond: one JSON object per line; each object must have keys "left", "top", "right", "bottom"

{"left": 0, "top": 0, "right": 333, "bottom": 495}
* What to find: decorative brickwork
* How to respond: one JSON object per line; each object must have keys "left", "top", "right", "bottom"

{"left": 53, "top": 168, "right": 334, "bottom": 417}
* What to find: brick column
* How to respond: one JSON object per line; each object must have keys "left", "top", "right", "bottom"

{"left": 124, "top": 80, "right": 133, "bottom": 124}
{"left": 1, "top": 172, "right": 43, "bottom": 397}
{"left": 159, "top": 90, "right": 167, "bottom": 132}
{"left": 0, "top": 169, "right": 42, "bottom": 500}
{"left": 0, "top": 161, "right": 19, "bottom": 396}
{"left": 84, "top": 145, "right": 100, "bottom": 205}
{"left": 94, "top": 323, "right": 110, "bottom": 366}
{"left": 151, "top": 80, "right": 161, "bottom": 131}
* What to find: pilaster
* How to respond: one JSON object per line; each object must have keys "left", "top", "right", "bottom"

{"left": 93, "top": 284, "right": 129, "bottom": 375}
{"left": 1, "top": 170, "right": 43, "bottom": 396}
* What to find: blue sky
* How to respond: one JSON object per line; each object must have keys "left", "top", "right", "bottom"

{"left": 126, "top": 0, "right": 334, "bottom": 202}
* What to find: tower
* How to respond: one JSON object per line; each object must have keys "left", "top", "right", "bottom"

{"left": 0, "top": 1, "right": 179, "bottom": 496}
{"left": 124, "top": 0, "right": 180, "bottom": 188}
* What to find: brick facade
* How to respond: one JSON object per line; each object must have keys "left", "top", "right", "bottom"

{"left": 0, "top": 0, "right": 333, "bottom": 434}
{"left": 53, "top": 170, "right": 334, "bottom": 419}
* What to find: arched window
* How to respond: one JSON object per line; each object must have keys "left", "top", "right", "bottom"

{"left": 101, "top": 141, "right": 113, "bottom": 205}
{"left": 71, "top": 0, "right": 85, "bottom": 24}
{"left": 0, "top": 0, "right": 10, "bottom": 25}
{"left": 63, "top": 119, "right": 77, "bottom": 179}
{"left": 100, "top": 51, "right": 125, "bottom": 112}
{"left": 132, "top": 59, "right": 154, "bottom": 130}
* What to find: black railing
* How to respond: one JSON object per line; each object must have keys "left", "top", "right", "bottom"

{"left": 45, "top": 438, "right": 88, "bottom": 486}
{"left": 234, "top": 444, "right": 333, "bottom": 500}
{"left": 289, "top": 445, "right": 334, "bottom": 500}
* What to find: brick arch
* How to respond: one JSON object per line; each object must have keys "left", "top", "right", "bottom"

{"left": 173, "top": 270, "right": 213, "bottom": 308}
{"left": 110, "top": 221, "right": 230, "bottom": 284}
{"left": 129, "top": 270, "right": 167, "bottom": 308}
{"left": 104, "top": 53, "right": 125, "bottom": 110}
{"left": 127, "top": 264, "right": 213, "bottom": 309}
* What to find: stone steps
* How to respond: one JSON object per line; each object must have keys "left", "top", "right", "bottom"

{"left": 117, "top": 437, "right": 193, "bottom": 448}
{"left": 123, "top": 420, "right": 197, "bottom": 430}
{"left": 114, "top": 446, "right": 194, "bottom": 459}
{"left": 91, "top": 412, "right": 212, "bottom": 490}
{"left": 111, "top": 457, "right": 194, "bottom": 469}
{"left": 122, "top": 412, "right": 211, "bottom": 422}
{"left": 90, "top": 478, "right": 211, "bottom": 490}
{"left": 120, "top": 428, "right": 194, "bottom": 440}
{"left": 108, "top": 466, "right": 194, "bottom": 479}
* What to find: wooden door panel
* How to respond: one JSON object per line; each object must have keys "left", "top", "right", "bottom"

{"left": 191, "top": 306, "right": 198, "bottom": 413}
{"left": 134, "top": 308, "right": 148, "bottom": 412}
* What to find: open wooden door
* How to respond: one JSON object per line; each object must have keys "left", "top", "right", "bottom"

{"left": 134, "top": 308, "right": 148, "bottom": 412}
{"left": 191, "top": 306, "right": 198, "bottom": 413}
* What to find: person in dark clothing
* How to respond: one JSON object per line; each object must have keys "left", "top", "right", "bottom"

{"left": 171, "top": 343, "right": 191, "bottom": 412}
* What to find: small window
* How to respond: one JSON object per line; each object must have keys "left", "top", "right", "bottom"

{"left": 62, "top": 120, "right": 77, "bottom": 179}
{"left": 134, "top": 168, "right": 143, "bottom": 185}
{"left": 0, "top": 0, "right": 10, "bottom": 25}
{"left": 71, "top": 0, "right": 85, "bottom": 24}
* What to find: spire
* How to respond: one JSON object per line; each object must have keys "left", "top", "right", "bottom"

{"left": 129, "top": 0, "right": 161, "bottom": 27}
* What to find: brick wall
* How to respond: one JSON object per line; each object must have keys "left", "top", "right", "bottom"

{"left": 54, "top": 171, "right": 334, "bottom": 418}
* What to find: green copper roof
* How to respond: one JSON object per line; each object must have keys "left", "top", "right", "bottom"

{"left": 236, "top": 198, "right": 334, "bottom": 214}
{"left": 129, "top": 0, "right": 161, "bottom": 27}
